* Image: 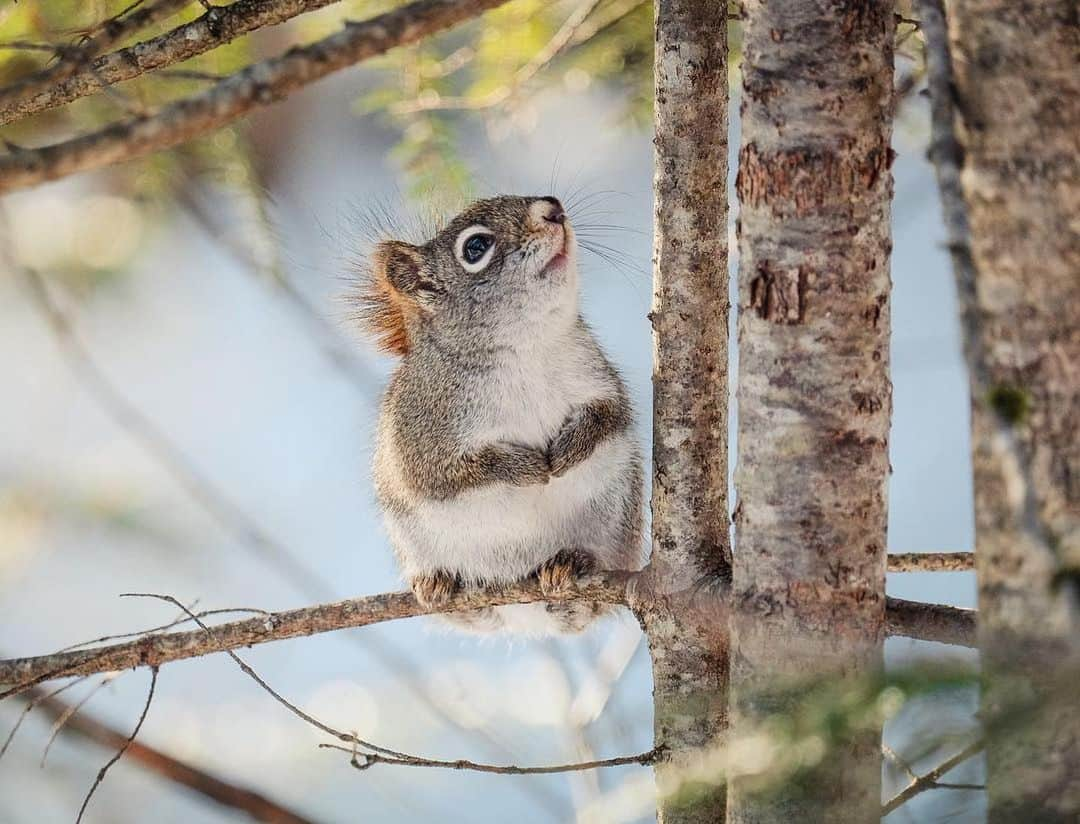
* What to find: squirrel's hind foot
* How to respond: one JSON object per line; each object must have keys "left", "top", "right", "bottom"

{"left": 537, "top": 549, "right": 597, "bottom": 597}
{"left": 412, "top": 570, "right": 460, "bottom": 609}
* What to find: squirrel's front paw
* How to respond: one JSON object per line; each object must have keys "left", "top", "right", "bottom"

{"left": 548, "top": 409, "right": 596, "bottom": 477}
{"left": 537, "top": 549, "right": 597, "bottom": 597}
{"left": 495, "top": 443, "right": 551, "bottom": 487}
{"left": 412, "top": 571, "right": 459, "bottom": 609}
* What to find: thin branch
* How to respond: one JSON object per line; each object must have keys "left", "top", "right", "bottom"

{"left": 0, "top": 0, "right": 343, "bottom": 126}
{"left": 888, "top": 552, "right": 973, "bottom": 572}
{"left": 391, "top": 0, "right": 605, "bottom": 114}
{"left": 40, "top": 674, "right": 118, "bottom": 766}
{"left": 134, "top": 592, "right": 655, "bottom": 776}
{"left": 0, "top": 0, "right": 192, "bottom": 120}
{"left": 0, "top": 677, "right": 88, "bottom": 760}
{"left": 886, "top": 596, "right": 976, "bottom": 648}
{"left": 0, "top": 0, "right": 513, "bottom": 193}
{"left": 0, "top": 573, "right": 977, "bottom": 690}
{"left": 26, "top": 688, "right": 320, "bottom": 824}
{"left": 322, "top": 741, "right": 660, "bottom": 774}
{"left": 882, "top": 740, "right": 985, "bottom": 815}
{"left": 76, "top": 666, "right": 158, "bottom": 824}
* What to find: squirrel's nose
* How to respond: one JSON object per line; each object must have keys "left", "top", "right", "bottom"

{"left": 540, "top": 196, "right": 565, "bottom": 225}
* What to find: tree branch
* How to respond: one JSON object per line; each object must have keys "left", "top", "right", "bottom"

{"left": 0, "top": 573, "right": 976, "bottom": 691}
{"left": 0, "top": 0, "right": 512, "bottom": 194}
{"left": 321, "top": 742, "right": 660, "bottom": 775}
{"left": 0, "top": 0, "right": 193, "bottom": 122}
{"left": 881, "top": 739, "right": 984, "bottom": 815}
{"left": 0, "top": 0, "right": 344, "bottom": 126}
{"left": 885, "top": 596, "right": 976, "bottom": 648}
{"left": 888, "top": 552, "right": 973, "bottom": 572}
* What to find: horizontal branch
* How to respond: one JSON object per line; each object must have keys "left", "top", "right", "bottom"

{"left": 321, "top": 742, "right": 660, "bottom": 775}
{"left": 0, "top": 0, "right": 511, "bottom": 194}
{"left": 886, "top": 596, "right": 976, "bottom": 648}
{"left": 0, "top": 571, "right": 976, "bottom": 691}
{"left": 0, "top": 0, "right": 343, "bottom": 126}
{"left": 888, "top": 552, "right": 973, "bottom": 572}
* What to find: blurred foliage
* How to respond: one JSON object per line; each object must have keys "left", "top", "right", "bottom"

{"left": 0, "top": 0, "right": 926, "bottom": 276}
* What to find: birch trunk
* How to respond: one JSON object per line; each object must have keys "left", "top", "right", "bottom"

{"left": 637, "top": 1, "right": 730, "bottom": 820}
{"left": 937, "top": 1, "right": 1080, "bottom": 817}
{"left": 729, "top": 2, "right": 894, "bottom": 820}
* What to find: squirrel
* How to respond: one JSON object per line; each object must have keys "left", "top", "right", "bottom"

{"left": 358, "top": 195, "right": 643, "bottom": 634}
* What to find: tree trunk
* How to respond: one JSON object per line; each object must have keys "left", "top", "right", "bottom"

{"left": 728, "top": 2, "right": 894, "bottom": 821}
{"left": 931, "top": 1, "right": 1080, "bottom": 817}
{"left": 637, "top": 1, "right": 730, "bottom": 821}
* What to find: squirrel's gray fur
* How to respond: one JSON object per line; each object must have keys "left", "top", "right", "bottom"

{"left": 362, "top": 195, "right": 643, "bottom": 634}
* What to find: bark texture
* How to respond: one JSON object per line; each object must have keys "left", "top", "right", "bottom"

{"left": 931, "top": 0, "right": 1080, "bottom": 817}
{"left": 730, "top": 2, "right": 894, "bottom": 820}
{"left": 637, "top": 1, "right": 730, "bottom": 819}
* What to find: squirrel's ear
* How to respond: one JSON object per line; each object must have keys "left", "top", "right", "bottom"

{"left": 359, "top": 241, "right": 425, "bottom": 357}
{"left": 373, "top": 240, "right": 423, "bottom": 295}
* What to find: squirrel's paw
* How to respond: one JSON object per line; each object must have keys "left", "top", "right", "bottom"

{"left": 537, "top": 549, "right": 597, "bottom": 597}
{"left": 548, "top": 410, "right": 596, "bottom": 477}
{"left": 412, "top": 571, "right": 459, "bottom": 609}
{"left": 497, "top": 443, "right": 551, "bottom": 486}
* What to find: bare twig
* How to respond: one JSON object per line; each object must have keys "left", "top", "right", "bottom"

{"left": 134, "top": 592, "right": 656, "bottom": 776}
{"left": 882, "top": 740, "right": 985, "bottom": 815}
{"left": 391, "top": 0, "right": 604, "bottom": 114}
{"left": 0, "top": 573, "right": 977, "bottom": 691}
{"left": 0, "top": 0, "right": 513, "bottom": 193}
{"left": 27, "top": 687, "right": 319, "bottom": 824}
{"left": 40, "top": 674, "right": 118, "bottom": 766}
{"left": 888, "top": 552, "right": 973, "bottom": 573}
{"left": 0, "top": 0, "right": 343, "bottom": 126}
{"left": 75, "top": 666, "right": 158, "bottom": 824}
{"left": 322, "top": 741, "right": 660, "bottom": 774}
{"left": 0, "top": 677, "right": 87, "bottom": 759}
{"left": 0, "top": 0, "right": 192, "bottom": 120}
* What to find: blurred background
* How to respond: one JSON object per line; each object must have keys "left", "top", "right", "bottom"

{"left": 0, "top": 2, "right": 981, "bottom": 822}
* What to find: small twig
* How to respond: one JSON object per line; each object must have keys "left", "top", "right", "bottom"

{"left": 0, "top": 677, "right": 87, "bottom": 760}
{"left": 40, "top": 674, "right": 118, "bottom": 766}
{"left": 888, "top": 552, "right": 973, "bottom": 573}
{"left": 881, "top": 740, "right": 985, "bottom": 815}
{"left": 322, "top": 742, "right": 661, "bottom": 774}
{"left": 75, "top": 666, "right": 158, "bottom": 824}
{"left": 132, "top": 593, "right": 654, "bottom": 776}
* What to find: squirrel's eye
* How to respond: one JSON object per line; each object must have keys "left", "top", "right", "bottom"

{"left": 462, "top": 233, "right": 494, "bottom": 265}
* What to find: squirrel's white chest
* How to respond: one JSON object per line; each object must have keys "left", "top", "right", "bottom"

{"left": 469, "top": 349, "right": 597, "bottom": 445}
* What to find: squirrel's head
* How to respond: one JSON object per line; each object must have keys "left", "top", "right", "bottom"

{"left": 358, "top": 195, "right": 576, "bottom": 356}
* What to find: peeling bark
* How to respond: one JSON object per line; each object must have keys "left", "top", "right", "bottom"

{"left": 921, "top": 0, "right": 1080, "bottom": 817}
{"left": 729, "top": 2, "right": 894, "bottom": 821}
{"left": 637, "top": 1, "right": 730, "bottom": 820}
